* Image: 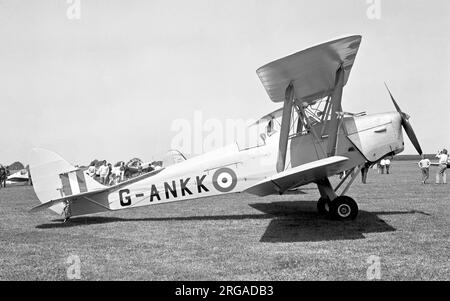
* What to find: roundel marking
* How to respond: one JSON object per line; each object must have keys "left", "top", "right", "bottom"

{"left": 212, "top": 167, "right": 237, "bottom": 193}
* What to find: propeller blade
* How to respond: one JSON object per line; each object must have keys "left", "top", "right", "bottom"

{"left": 384, "top": 82, "right": 423, "bottom": 155}
{"left": 384, "top": 82, "right": 402, "bottom": 113}
{"left": 402, "top": 119, "right": 423, "bottom": 155}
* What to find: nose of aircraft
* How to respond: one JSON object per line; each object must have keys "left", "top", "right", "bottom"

{"left": 384, "top": 83, "right": 423, "bottom": 155}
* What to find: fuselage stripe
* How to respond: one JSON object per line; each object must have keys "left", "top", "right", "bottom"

{"left": 59, "top": 173, "right": 72, "bottom": 196}
{"left": 68, "top": 172, "right": 80, "bottom": 195}
{"left": 76, "top": 170, "right": 88, "bottom": 193}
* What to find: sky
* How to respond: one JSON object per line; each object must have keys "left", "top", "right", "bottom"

{"left": 0, "top": 0, "right": 449, "bottom": 165}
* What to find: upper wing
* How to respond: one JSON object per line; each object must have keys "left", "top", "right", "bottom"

{"left": 256, "top": 35, "right": 362, "bottom": 104}
{"left": 245, "top": 156, "right": 349, "bottom": 196}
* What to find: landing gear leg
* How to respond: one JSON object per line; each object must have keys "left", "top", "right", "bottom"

{"left": 316, "top": 178, "right": 337, "bottom": 215}
{"left": 316, "top": 177, "right": 359, "bottom": 220}
{"left": 317, "top": 197, "right": 330, "bottom": 214}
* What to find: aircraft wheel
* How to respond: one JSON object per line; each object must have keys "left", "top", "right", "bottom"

{"left": 317, "top": 197, "right": 330, "bottom": 214}
{"left": 329, "top": 196, "right": 358, "bottom": 220}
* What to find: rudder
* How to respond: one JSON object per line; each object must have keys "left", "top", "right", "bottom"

{"left": 29, "top": 148, "right": 106, "bottom": 214}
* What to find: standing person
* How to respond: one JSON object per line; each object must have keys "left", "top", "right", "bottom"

{"left": 87, "top": 162, "right": 96, "bottom": 177}
{"left": 2, "top": 166, "right": 10, "bottom": 188}
{"left": 63, "top": 200, "right": 71, "bottom": 223}
{"left": 26, "top": 165, "right": 32, "bottom": 186}
{"left": 111, "top": 163, "right": 122, "bottom": 185}
{"left": 95, "top": 162, "right": 101, "bottom": 181}
{"left": 379, "top": 158, "right": 386, "bottom": 174}
{"left": 106, "top": 163, "right": 112, "bottom": 185}
{"left": 6, "top": 167, "right": 10, "bottom": 186}
{"left": 98, "top": 160, "right": 109, "bottom": 185}
{"left": 119, "top": 161, "right": 126, "bottom": 182}
{"left": 435, "top": 149, "right": 449, "bottom": 184}
{"left": 138, "top": 161, "right": 143, "bottom": 175}
{"left": 418, "top": 154, "right": 431, "bottom": 184}
{"left": 360, "top": 162, "right": 371, "bottom": 184}
{"left": 385, "top": 157, "right": 391, "bottom": 174}
{"left": 0, "top": 164, "right": 5, "bottom": 189}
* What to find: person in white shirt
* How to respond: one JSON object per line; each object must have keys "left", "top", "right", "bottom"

{"left": 87, "top": 162, "right": 96, "bottom": 177}
{"left": 110, "top": 163, "right": 122, "bottom": 185}
{"left": 98, "top": 160, "right": 109, "bottom": 185}
{"left": 418, "top": 154, "right": 431, "bottom": 184}
{"left": 119, "top": 162, "right": 126, "bottom": 182}
{"left": 385, "top": 157, "right": 391, "bottom": 174}
{"left": 379, "top": 159, "right": 386, "bottom": 174}
{"left": 435, "top": 149, "right": 448, "bottom": 184}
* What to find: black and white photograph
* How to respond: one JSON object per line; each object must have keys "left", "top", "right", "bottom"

{"left": 0, "top": 0, "right": 449, "bottom": 285}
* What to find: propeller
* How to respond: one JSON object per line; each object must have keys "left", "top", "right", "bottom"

{"left": 384, "top": 83, "right": 423, "bottom": 155}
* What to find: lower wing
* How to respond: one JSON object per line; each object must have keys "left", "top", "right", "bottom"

{"left": 245, "top": 156, "right": 349, "bottom": 196}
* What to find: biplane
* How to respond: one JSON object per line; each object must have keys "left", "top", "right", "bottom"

{"left": 30, "top": 35, "right": 422, "bottom": 222}
{"left": 6, "top": 168, "right": 30, "bottom": 185}
{"left": 6, "top": 169, "right": 30, "bottom": 184}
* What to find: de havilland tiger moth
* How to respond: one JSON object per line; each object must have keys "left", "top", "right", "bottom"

{"left": 29, "top": 35, "right": 423, "bottom": 222}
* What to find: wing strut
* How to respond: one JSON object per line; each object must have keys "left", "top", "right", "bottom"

{"left": 276, "top": 82, "right": 295, "bottom": 172}
{"left": 326, "top": 66, "right": 345, "bottom": 157}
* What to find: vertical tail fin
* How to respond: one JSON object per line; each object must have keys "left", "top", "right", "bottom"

{"left": 29, "top": 148, "right": 106, "bottom": 214}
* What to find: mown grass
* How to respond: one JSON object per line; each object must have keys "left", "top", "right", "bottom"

{"left": 0, "top": 161, "right": 448, "bottom": 280}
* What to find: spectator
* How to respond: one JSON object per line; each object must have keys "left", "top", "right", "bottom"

{"left": 106, "top": 163, "right": 112, "bottom": 185}
{"left": 385, "top": 157, "right": 391, "bottom": 174}
{"left": 110, "top": 162, "right": 122, "bottom": 185}
{"left": 435, "top": 149, "right": 448, "bottom": 184}
{"left": 120, "top": 161, "right": 126, "bottom": 182}
{"left": 360, "top": 162, "right": 371, "bottom": 184}
{"left": 418, "top": 154, "right": 431, "bottom": 184}
{"left": 95, "top": 162, "right": 101, "bottom": 180}
{"left": 0, "top": 164, "right": 5, "bottom": 188}
{"left": 98, "top": 160, "right": 109, "bottom": 185}
{"left": 137, "top": 161, "right": 142, "bottom": 175}
{"left": 87, "top": 162, "right": 96, "bottom": 177}
{"left": 379, "top": 159, "right": 386, "bottom": 174}
{"left": 26, "top": 165, "right": 32, "bottom": 186}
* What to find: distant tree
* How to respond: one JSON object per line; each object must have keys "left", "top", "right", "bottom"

{"left": 8, "top": 161, "right": 25, "bottom": 171}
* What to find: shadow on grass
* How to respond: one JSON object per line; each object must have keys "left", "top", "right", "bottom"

{"left": 36, "top": 200, "right": 425, "bottom": 242}
{"left": 250, "top": 201, "right": 401, "bottom": 242}
{"left": 36, "top": 213, "right": 272, "bottom": 229}
{"left": 250, "top": 201, "right": 430, "bottom": 242}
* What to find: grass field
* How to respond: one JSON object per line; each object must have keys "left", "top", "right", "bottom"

{"left": 0, "top": 161, "right": 449, "bottom": 280}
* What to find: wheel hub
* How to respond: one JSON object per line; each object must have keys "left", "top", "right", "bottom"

{"left": 337, "top": 204, "right": 351, "bottom": 218}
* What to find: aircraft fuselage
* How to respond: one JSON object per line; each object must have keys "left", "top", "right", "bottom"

{"left": 64, "top": 111, "right": 405, "bottom": 217}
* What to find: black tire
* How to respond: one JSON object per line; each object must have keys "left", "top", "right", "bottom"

{"left": 317, "top": 197, "right": 330, "bottom": 214}
{"left": 329, "top": 196, "right": 358, "bottom": 220}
